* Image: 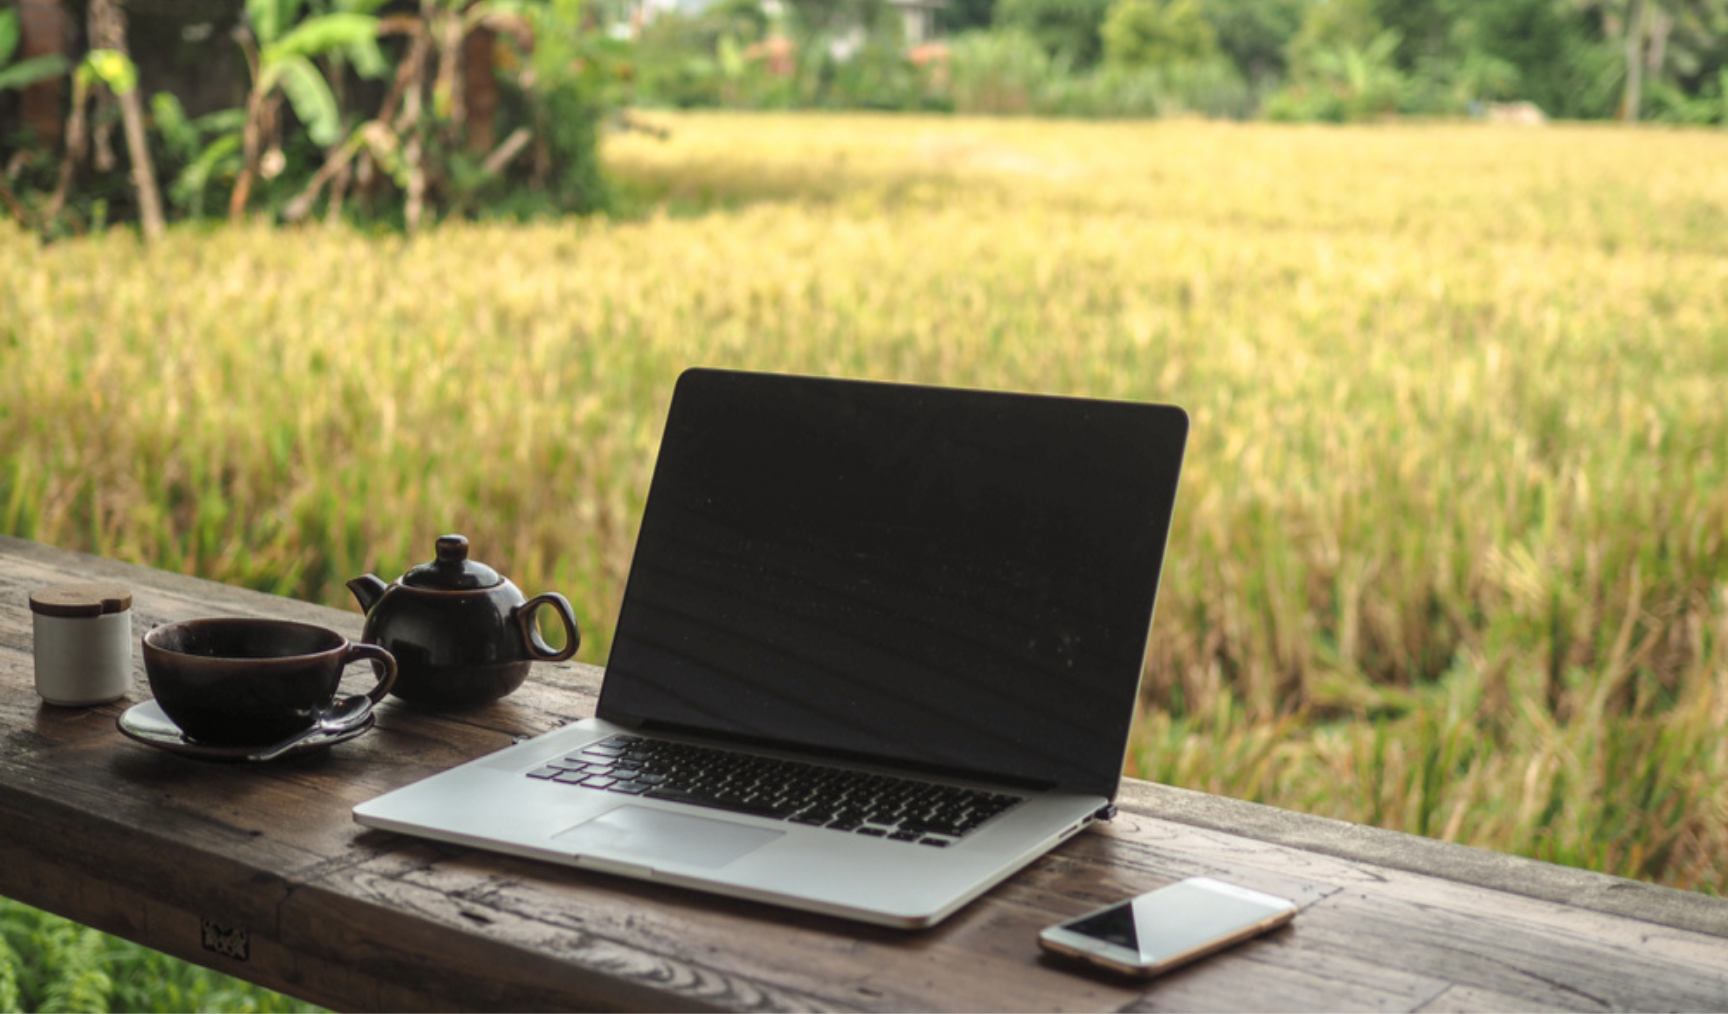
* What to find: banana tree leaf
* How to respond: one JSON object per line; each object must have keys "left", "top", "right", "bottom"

{"left": 247, "top": 0, "right": 306, "bottom": 46}
{"left": 266, "top": 53, "right": 342, "bottom": 146}
{"left": 150, "top": 92, "right": 199, "bottom": 159}
{"left": 345, "top": 33, "right": 388, "bottom": 80}
{"left": 174, "top": 133, "right": 243, "bottom": 215}
{"left": 194, "top": 107, "right": 248, "bottom": 134}
{"left": 0, "top": 53, "right": 70, "bottom": 92}
{"left": 1, "top": 9, "right": 19, "bottom": 65}
{"left": 268, "top": 13, "right": 382, "bottom": 63}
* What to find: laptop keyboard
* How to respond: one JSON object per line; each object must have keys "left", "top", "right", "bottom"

{"left": 527, "top": 734, "right": 1024, "bottom": 847}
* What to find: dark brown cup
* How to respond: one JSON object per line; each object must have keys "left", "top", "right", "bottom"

{"left": 143, "top": 618, "right": 397, "bottom": 748}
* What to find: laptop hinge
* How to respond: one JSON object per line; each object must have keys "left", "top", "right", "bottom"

{"left": 1092, "top": 803, "right": 1118, "bottom": 822}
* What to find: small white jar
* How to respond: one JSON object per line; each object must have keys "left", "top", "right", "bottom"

{"left": 29, "top": 583, "right": 134, "bottom": 706}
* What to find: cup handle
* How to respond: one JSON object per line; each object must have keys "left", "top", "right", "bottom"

{"left": 514, "top": 592, "right": 581, "bottom": 662}
{"left": 342, "top": 641, "right": 398, "bottom": 705}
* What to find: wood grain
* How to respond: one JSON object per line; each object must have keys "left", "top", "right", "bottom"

{"left": 2, "top": 534, "right": 1727, "bottom": 1012}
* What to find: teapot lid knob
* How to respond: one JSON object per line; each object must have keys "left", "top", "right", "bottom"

{"left": 401, "top": 533, "right": 502, "bottom": 590}
{"left": 436, "top": 534, "right": 470, "bottom": 563}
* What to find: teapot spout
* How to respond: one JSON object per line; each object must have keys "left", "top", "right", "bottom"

{"left": 347, "top": 574, "right": 389, "bottom": 614}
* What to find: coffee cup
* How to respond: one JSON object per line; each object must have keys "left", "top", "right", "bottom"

{"left": 142, "top": 618, "right": 397, "bottom": 747}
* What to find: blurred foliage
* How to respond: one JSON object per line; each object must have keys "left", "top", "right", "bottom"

{"left": 938, "top": 0, "right": 998, "bottom": 34}
{"left": 628, "top": 0, "right": 949, "bottom": 113}
{"left": 509, "top": 0, "right": 618, "bottom": 216}
{"left": 0, "top": 8, "right": 69, "bottom": 93}
{"left": 1102, "top": 0, "right": 1221, "bottom": 68}
{"left": 945, "top": 27, "right": 1059, "bottom": 113}
{"left": 943, "top": 23, "right": 1253, "bottom": 117}
{"left": 0, "top": 899, "right": 320, "bottom": 1013}
{"left": 1374, "top": 0, "right": 1628, "bottom": 119}
{"left": 993, "top": 0, "right": 1114, "bottom": 68}
{"left": 149, "top": 93, "right": 245, "bottom": 219}
{"left": 615, "top": 0, "right": 1726, "bottom": 124}
{"left": 6, "top": 0, "right": 1728, "bottom": 238}
{"left": 0, "top": 0, "right": 615, "bottom": 235}
{"left": 1649, "top": 66, "right": 1728, "bottom": 121}
{"left": 1267, "top": 26, "right": 1409, "bottom": 122}
{"left": 632, "top": 0, "right": 777, "bottom": 108}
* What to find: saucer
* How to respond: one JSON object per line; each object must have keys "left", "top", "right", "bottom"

{"left": 117, "top": 699, "right": 375, "bottom": 762}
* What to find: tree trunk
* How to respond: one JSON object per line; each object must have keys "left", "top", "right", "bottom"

{"left": 399, "top": 1, "right": 435, "bottom": 235}
{"left": 17, "top": 0, "right": 68, "bottom": 151}
{"left": 1622, "top": 0, "right": 1646, "bottom": 122}
{"left": 434, "top": 6, "right": 464, "bottom": 137}
{"left": 44, "top": 62, "right": 89, "bottom": 223}
{"left": 1647, "top": 8, "right": 1671, "bottom": 80}
{"left": 230, "top": 82, "right": 267, "bottom": 221}
{"left": 117, "top": 90, "right": 162, "bottom": 237}
{"left": 463, "top": 26, "right": 498, "bottom": 154}
{"left": 89, "top": 0, "right": 164, "bottom": 240}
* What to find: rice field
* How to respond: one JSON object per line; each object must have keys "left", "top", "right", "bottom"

{"left": 3, "top": 112, "right": 1728, "bottom": 899}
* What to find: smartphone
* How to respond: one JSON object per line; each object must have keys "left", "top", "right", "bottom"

{"left": 1038, "top": 877, "right": 1296, "bottom": 977}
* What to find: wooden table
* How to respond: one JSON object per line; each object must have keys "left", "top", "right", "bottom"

{"left": 3, "top": 534, "right": 1726, "bottom": 1012}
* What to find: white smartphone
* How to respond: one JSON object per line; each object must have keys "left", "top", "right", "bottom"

{"left": 1038, "top": 877, "right": 1296, "bottom": 977}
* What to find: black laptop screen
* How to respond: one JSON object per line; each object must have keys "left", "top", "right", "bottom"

{"left": 598, "top": 370, "right": 1188, "bottom": 801}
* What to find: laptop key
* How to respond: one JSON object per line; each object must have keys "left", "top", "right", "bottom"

{"left": 643, "top": 786, "right": 794, "bottom": 820}
{"left": 534, "top": 731, "right": 1024, "bottom": 844}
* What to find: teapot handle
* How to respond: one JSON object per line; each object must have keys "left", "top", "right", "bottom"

{"left": 514, "top": 592, "right": 581, "bottom": 663}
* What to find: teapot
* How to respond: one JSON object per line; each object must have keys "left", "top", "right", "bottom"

{"left": 347, "top": 534, "right": 580, "bottom": 707}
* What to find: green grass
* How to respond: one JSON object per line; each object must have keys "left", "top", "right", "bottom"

{"left": 2, "top": 112, "right": 1727, "bottom": 1005}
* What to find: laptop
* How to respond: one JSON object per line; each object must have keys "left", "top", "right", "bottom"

{"left": 354, "top": 368, "right": 1189, "bottom": 928}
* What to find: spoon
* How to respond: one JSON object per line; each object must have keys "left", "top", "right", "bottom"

{"left": 252, "top": 695, "right": 375, "bottom": 762}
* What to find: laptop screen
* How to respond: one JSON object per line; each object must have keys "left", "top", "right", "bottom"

{"left": 598, "top": 369, "right": 1188, "bottom": 800}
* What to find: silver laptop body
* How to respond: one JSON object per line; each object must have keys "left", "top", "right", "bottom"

{"left": 355, "top": 369, "right": 1189, "bottom": 929}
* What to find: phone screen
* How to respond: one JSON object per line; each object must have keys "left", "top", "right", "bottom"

{"left": 1044, "top": 877, "right": 1295, "bottom": 973}
{"left": 1064, "top": 899, "right": 1142, "bottom": 949}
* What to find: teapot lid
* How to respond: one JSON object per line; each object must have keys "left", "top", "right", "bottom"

{"left": 400, "top": 534, "right": 502, "bottom": 590}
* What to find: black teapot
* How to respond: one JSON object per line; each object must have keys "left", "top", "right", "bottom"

{"left": 347, "top": 534, "right": 580, "bottom": 707}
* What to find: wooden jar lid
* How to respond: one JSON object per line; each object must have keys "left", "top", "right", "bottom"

{"left": 28, "top": 583, "right": 134, "bottom": 618}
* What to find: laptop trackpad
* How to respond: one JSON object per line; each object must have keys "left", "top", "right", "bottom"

{"left": 554, "top": 805, "right": 783, "bottom": 870}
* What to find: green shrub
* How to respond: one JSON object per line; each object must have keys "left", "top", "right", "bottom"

{"left": 947, "top": 28, "right": 1061, "bottom": 113}
{"left": 1194, "top": 0, "right": 1303, "bottom": 89}
{"left": 1102, "top": 0, "right": 1220, "bottom": 69}
{"left": 947, "top": 28, "right": 1252, "bottom": 118}
{"left": 1266, "top": 29, "right": 1410, "bottom": 121}
{"left": 1649, "top": 70, "right": 1728, "bottom": 126}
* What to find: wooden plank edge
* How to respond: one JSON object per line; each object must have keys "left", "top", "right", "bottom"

{"left": 1113, "top": 779, "right": 1728, "bottom": 939}
{"left": 15, "top": 540, "right": 1718, "bottom": 935}
{"left": 274, "top": 866, "right": 838, "bottom": 1013}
